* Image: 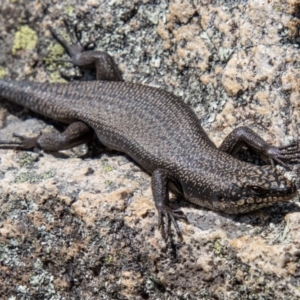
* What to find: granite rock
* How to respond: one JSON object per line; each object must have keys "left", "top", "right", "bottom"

{"left": 0, "top": 0, "right": 300, "bottom": 299}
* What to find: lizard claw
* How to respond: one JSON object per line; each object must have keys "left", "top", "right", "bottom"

{"left": 62, "top": 19, "right": 82, "bottom": 45}
{"left": 0, "top": 133, "right": 40, "bottom": 150}
{"left": 157, "top": 206, "right": 187, "bottom": 241}
{"left": 266, "top": 141, "right": 300, "bottom": 169}
{"left": 49, "top": 22, "right": 85, "bottom": 60}
{"left": 49, "top": 21, "right": 96, "bottom": 66}
{"left": 278, "top": 141, "right": 299, "bottom": 151}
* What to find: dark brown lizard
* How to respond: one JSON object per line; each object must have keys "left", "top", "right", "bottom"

{"left": 0, "top": 24, "right": 299, "bottom": 239}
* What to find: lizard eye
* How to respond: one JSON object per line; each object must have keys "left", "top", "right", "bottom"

{"left": 250, "top": 186, "right": 267, "bottom": 196}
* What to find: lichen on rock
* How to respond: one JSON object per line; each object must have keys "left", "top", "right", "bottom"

{"left": 0, "top": 0, "right": 300, "bottom": 299}
{"left": 12, "top": 25, "right": 38, "bottom": 54}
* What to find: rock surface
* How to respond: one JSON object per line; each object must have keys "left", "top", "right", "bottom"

{"left": 0, "top": 0, "right": 300, "bottom": 299}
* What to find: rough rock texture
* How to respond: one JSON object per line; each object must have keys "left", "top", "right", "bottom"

{"left": 0, "top": 0, "right": 300, "bottom": 299}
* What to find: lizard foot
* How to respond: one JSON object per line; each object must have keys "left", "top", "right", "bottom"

{"left": 49, "top": 18, "right": 123, "bottom": 81}
{"left": 157, "top": 206, "right": 188, "bottom": 241}
{"left": 49, "top": 20, "right": 95, "bottom": 65}
{"left": 0, "top": 133, "right": 40, "bottom": 150}
{"left": 265, "top": 141, "right": 300, "bottom": 169}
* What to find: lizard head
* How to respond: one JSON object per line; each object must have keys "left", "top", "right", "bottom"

{"left": 182, "top": 165, "right": 297, "bottom": 214}
{"left": 218, "top": 165, "right": 297, "bottom": 213}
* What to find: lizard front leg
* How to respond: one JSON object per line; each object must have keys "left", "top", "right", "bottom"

{"left": 152, "top": 169, "right": 187, "bottom": 240}
{"left": 0, "top": 121, "right": 93, "bottom": 152}
{"left": 49, "top": 21, "right": 123, "bottom": 82}
{"left": 219, "top": 126, "right": 300, "bottom": 168}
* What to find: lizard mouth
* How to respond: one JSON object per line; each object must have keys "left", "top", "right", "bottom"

{"left": 231, "top": 184, "right": 298, "bottom": 210}
{"left": 256, "top": 184, "right": 298, "bottom": 204}
{"left": 225, "top": 186, "right": 298, "bottom": 214}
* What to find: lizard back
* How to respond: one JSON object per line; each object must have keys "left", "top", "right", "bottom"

{"left": 0, "top": 79, "right": 223, "bottom": 173}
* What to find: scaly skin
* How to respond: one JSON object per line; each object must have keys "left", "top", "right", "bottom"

{"left": 0, "top": 23, "right": 299, "bottom": 239}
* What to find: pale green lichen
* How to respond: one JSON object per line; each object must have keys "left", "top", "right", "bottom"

{"left": 15, "top": 170, "right": 55, "bottom": 184}
{"left": 41, "top": 170, "right": 55, "bottom": 180}
{"left": 103, "top": 165, "right": 114, "bottom": 172}
{"left": 12, "top": 25, "right": 38, "bottom": 54}
{"left": 0, "top": 67, "right": 6, "bottom": 78}
{"left": 44, "top": 30, "right": 74, "bottom": 82}
{"left": 48, "top": 71, "right": 67, "bottom": 83}
{"left": 17, "top": 153, "right": 38, "bottom": 168}
{"left": 214, "top": 240, "right": 222, "bottom": 255}
{"left": 273, "top": 4, "right": 283, "bottom": 12}
{"left": 44, "top": 43, "right": 65, "bottom": 67}
{"left": 65, "top": 5, "right": 75, "bottom": 15}
{"left": 11, "top": 0, "right": 18, "bottom": 3}
{"left": 44, "top": 43, "right": 67, "bottom": 83}
{"left": 104, "top": 254, "right": 113, "bottom": 265}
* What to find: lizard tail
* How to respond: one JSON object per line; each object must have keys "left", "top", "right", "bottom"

{"left": 0, "top": 79, "right": 48, "bottom": 110}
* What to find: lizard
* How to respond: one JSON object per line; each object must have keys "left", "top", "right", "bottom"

{"left": 0, "top": 23, "right": 299, "bottom": 239}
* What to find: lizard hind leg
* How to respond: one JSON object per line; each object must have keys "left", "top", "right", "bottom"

{"left": 49, "top": 20, "right": 123, "bottom": 81}
{"left": 0, "top": 122, "right": 93, "bottom": 152}
{"left": 49, "top": 20, "right": 93, "bottom": 62}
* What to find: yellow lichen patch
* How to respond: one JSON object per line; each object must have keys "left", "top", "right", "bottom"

{"left": 12, "top": 25, "right": 38, "bottom": 54}
{"left": 48, "top": 71, "right": 67, "bottom": 83}
{"left": 64, "top": 4, "right": 75, "bottom": 15}
{"left": 44, "top": 43, "right": 65, "bottom": 66}
{"left": 0, "top": 67, "right": 6, "bottom": 78}
{"left": 44, "top": 42, "right": 68, "bottom": 83}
